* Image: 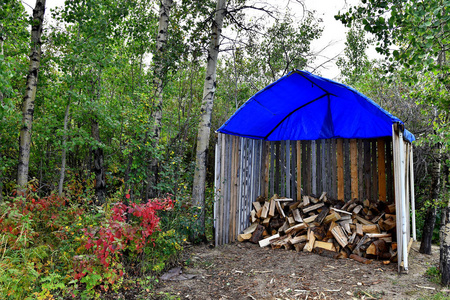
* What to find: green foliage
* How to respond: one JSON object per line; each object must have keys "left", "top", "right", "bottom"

{"left": 0, "top": 193, "right": 186, "bottom": 299}
{"left": 426, "top": 266, "right": 441, "bottom": 284}
{"left": 336, "top": 24, "right": 370, "bottom": 85}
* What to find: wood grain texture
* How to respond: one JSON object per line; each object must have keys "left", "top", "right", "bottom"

{"left": 377, "top": 138, "right": 386, "bottom": 202}
{"left": 337, "top": 138, "right": 344, "bottom": 200}
{"left": 350, "top": 139, "right": 358, "bottom": 200}
{"left": 297, "top": 141, "right": 302, "bottom": 200}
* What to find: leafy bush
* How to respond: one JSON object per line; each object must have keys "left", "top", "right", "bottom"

{"left": 0, "top": 193, "right": 184, "bottom": 299}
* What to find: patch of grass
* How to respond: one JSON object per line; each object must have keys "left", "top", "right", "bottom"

{"left": 418, "top": 292, "right": 450, "bottom": 300}
{"left": 426, "top": 266, "right": 441, "bottom": 284}
{"left": 354, "top": 289, "right": 385, "bottom": 299}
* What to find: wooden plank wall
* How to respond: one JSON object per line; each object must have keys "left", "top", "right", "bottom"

{"left": 215, "top": 134, "right": 397, "bottom": 246}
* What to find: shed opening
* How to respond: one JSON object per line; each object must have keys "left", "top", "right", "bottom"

{"left": 214, "top": 70, "right": 415, "bottom": 273}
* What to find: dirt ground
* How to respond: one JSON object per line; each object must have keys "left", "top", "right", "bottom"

{"left": 152, "top": 241, "right": 444, "bottom": 300}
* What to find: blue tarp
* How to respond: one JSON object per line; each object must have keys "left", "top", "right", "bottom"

{"left": 217, "top": 70, "right": 415, "bottom": 143}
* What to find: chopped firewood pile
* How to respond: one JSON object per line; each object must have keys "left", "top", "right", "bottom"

{"left": 238, "top": 193, "right": 397, "bottom": 265}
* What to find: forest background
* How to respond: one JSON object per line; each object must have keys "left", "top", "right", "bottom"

{"left": 0, "top": 0, "right": 448, "bottom": 298}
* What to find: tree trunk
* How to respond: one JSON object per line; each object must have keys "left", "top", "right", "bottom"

{"left": 0, "top": 21, "right": 4, "bottom": 202}
{"left": 0, "top": 151, "right": 3, "bottom": 203}
{"left": 17, "top": 0, "right": 46, "bottom": 195}
{"left": 420, "top": 140, "right": 442, "bottom": 254}
{"left": 441, "top": 155, "right": 450, "bottom": 284}
{"left": 146, "top": 0, "right": 173, "bottom": 200}
{"left": 58, "top": 97, "right": 71, "bottom": 196}
{"left": 91, "top": 119, "right": 106, "bottom": 204}
{"left": 192, "top": 0, "right": 227, "bottom": 238}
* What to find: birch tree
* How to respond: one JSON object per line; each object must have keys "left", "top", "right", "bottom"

{"left": 146, "top": 0, "right": 174, "bottom": 199}
{"left": 17, "top": 0, "right": 46, "bottom": 195}
{"left": 192, "top": 0, "right": 227, "bottom": 237}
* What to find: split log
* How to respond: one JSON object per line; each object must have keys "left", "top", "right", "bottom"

{"left": 250, "top": 225, "right": 265, "bottom": 244}
{"left": 258, "top": 233, "right": 280, "bottom": 247}
{"left": 243, "top": 223, "right": 258, "bottom": 234}
{"left": 303, "top": 203, "right": 324, "bottom": 213}
{"left": 366, "top": 233, "right": 392, "bottom": 238}
{"left": 303, "top": 195, "right": 310, "bottom": 206}
{"left": 331, "top": 226, "right": 348, "bottom": 248}
{"left": 294, "top": 242, "right": 306, "bottom": 252}
{"left": 261, "top": 202, "right": 270, "bottom": 219}
{"left": 352, "top": 205, "right": 363, "bottom": 215}
{"left": 303, "top": 214, "right": 318, "bottom": 224}
{"left": 385, "top": 204, "right": 396, "bottom": 214}
{"left": 356, "top": 223, "right": 364, "bottom": 237}
{"left": 292, "top": 208, "right": 303, "bottom": 223}
{"left": 324, "top": 212, "right": 341, "bottom": 224}
{"left": 275, "top": 201, "right": 285, "bottom": 218}
{"left": 362, "top": 224, "right": 380, "bottom": 234}
{"left": 268, "top": 199, "right": 276, "bottom": 217}
{"left": 350, "top": 254, "right": 372, "bottom": 264}
{"left": 314, "top": 206, "right": 330, "bottom": 225}
{"left": 314, "top": 241, "right": 336, "bottom": 252}
{"left": 285, "top": 223, "right": 307, "bottom": 235}
{"left": 366, "top": 239, "right": 388, "bottom": 256}
{"left": 304, "top": 230, "right": 316, "bottom": 252}
{"left": 354, "top": 214, "right": 374, "bottom": 225}
{"left": 253, "top": 201, "right": 262, "bottom": 211}
{"left": 288, "top": 234, "right": 307, "bottom": 245}
{"left": 331, "top": 207, "right": 352, "bottom": 215}
{"left": 238, "top": 233, "right": 252, "bottom": 242}
{"left": 313, "top": 247, "right": 341, "bottom": 259}
{"left": 250, "top": 210, "right": 257, "bottom": 223}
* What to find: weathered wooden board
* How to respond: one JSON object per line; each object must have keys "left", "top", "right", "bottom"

{"left": 350, "top": 139, "right": 358, "bottom": 200}
{"left": 337, "top": 138, "right": 344, "bottom": 200}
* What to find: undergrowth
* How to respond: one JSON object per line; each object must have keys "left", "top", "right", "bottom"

{"left": 0, "top": 186, "right": 201, "bottom": 299}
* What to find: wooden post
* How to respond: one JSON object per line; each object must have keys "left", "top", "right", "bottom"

{"left": 357, "top": 140, "right": 364, "bottom": 200}
{"left": 238, "top": 138, "right": 244, "bottom": 234}
{"left": 344, "top": 139, "right": 351, "bottom": 200}
{"left": 372, "top": 140, "right": 378, "bottom": 201}
{"left": 286, "top": 140, "right": 291, "bottom": 198}
{"left": 270, "top": 142, "right": 275, "bottom": 197}
{"left": 377, "top": 138, "right": 387, "bottom": 201}
{"left": 330, "top": 139, "right": 337, "bottom": 199}
{"left": 275, "top": 141, "right": 281, "bottom": 196}
{"left": 337, "top": 138, "right": 344, "bottom": 201}
{"left": 297, "top": 141, "right": 302, "bottom": 199}
{"left": 263, "top": 142, "right": 270, "bottom": 198}
{"left": 386, "top": 137, "right": 393, "bottom": 202}
{"left": 229, "top": 136, "right": 236, "bottom": 241}
{"left": 350, "top": 139, "right": 358, "bottom": 200}
{"left": 303, "top": 141, "right": 312, "bottom": 195}
{"left": 291, "top": 141, "right": 296, "bottom": 199}
{"left": 364, "top": 140, "right": 371, "bottom": 201}
{"left": 321, "top": 140, "right": 326, "bottom": 193}
{"left": 312, "top": 140, "right": 317, "bottom": 195}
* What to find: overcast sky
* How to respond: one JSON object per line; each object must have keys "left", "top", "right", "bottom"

{"left": 24, "top": 0, "right": 369, "bottom": 80}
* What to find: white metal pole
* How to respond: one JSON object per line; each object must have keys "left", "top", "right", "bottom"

{"left": 399, "top": 131, "right": 408, "bottom": 272}
{"left": 410, "top": 146, "right": 416, "bottom": 241}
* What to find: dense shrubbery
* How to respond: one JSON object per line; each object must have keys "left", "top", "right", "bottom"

{"left": 0, "top": 189, "right": 197, "bottom": 299}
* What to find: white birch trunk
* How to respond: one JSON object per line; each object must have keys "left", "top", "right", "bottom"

{"left": 147, "top": 0, "right": 173, "bottom": 199}
{"left": 192, "top": 0, "right": 227, "bottom": 234}
{"left": 17, "top": 0, "right": 46, "bottom": 195}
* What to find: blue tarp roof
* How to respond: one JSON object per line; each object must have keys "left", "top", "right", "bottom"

{"left": 217, "top": 70, "right": 415, "bottom": 143}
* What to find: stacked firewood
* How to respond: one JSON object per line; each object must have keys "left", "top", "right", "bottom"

{"left": 238, "top": 193, "right": 397, "bottom": 264}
